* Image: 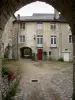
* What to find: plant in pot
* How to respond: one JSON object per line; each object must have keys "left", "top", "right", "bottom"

{"left": 32, "top": 53, "right": 35, "bottom": 60}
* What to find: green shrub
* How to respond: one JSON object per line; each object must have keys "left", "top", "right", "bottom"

{"left": 57, "top": 58, "right": 64, "bottom": 62}
{"left": 2, "top": 58, "right": 10, "bottom": 76}
{"left": 2, "top": 67, "right": 9, "bottom": 76}
{"left": 32, "top": 53, "right": 35, "bottom": 60}
{"left": 5, "top": 79, "right": 20, "bottom": 100}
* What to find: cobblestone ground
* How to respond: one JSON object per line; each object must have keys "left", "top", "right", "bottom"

{"left": 14, "top": 59, "right": 73, "bottom": 100}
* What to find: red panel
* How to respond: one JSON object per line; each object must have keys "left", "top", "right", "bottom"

{"left": 37, "top": 49, "right": 43, "bottom": 60}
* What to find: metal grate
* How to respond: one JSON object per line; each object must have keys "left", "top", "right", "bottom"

{"left": 31, "top": 80, "right": 38, "bottom": 82}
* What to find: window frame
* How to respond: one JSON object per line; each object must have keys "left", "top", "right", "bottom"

{"left": 20, "top": 23, "right": 25, "bottom": 29}
{"left": 37, "top": 35, "right": 43, "bottom": 44}
{"left": 50, "top": 35, "right": 57, "bottom": 47}
{"left": 37, "top": 23, "right": 43, "bottom": 30}
{"left": 37, "top": 35, "right": 43, "bottom": 47}
{"left": 50, "top": 24, "right": 56, "bottom": 30}
{"left": 19, "top": 35, "right": 25, "bottom": 43}
{"left": 20, "top": 23, "right": 22, "bottom": 29}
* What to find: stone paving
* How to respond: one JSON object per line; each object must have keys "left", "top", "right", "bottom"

{"left": 14, "top": 59, "right": 73, "bottom": 100}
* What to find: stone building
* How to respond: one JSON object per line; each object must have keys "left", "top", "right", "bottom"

{"left": 1, "top": 10, "right": 73, "bottom": 61}
{"left": 12, "top": 11, "right": 73, "bottom": 61}
{"left": 2, "top": 15, "right": 16, "bottom": 59}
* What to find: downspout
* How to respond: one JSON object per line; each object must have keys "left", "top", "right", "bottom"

{"left": 17, "top": 21, "right": 19, "bottom": 60}
{"left": 59, "top": 23, "right": 62, "bottom": 58}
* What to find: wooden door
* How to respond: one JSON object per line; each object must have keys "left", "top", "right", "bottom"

{"left": 37, "top": 49, "right": 43, "bottom": 60}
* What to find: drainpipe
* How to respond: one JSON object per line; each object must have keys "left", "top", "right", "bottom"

{"left": 59, "top": 24, "right": 62, "bottom": 58}
{"left": 60, "top": 32, "right": 62, "bottom": 58}
{"left": 17, "top": 14, "right": 20, "bottom": 60}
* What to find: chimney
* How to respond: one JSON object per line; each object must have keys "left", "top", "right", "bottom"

{"left": 17, "top": 14, "right": 20, "bottom": 20}
{"left": 54, "top": 9, "right": 59, "bottom": 19}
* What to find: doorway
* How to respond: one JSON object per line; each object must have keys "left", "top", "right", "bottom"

{"left": 20, "top": 47, "right": 32, "bottom": 58}
{"left": 37, "top": 49, "right": 43, "bottom": 60}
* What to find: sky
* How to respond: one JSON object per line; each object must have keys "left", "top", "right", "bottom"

{"left": 15, "top": 1, "right": 54, "bottom": 16}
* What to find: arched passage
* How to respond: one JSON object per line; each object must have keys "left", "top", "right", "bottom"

{"left": 0, "top": 0, "right": 74, "bottom": 31}
{"left": 0, "top": 0, "right": 75, "bottom": 99}
{"left": 20, "top": 47, "right": 32, "bottom": 58}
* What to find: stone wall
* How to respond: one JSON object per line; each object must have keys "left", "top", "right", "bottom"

{"left": 1, "top": 69, "right": 20, "bottom": 100}
{"left": 0, "top": 59, "right": 2, "bottom": 100}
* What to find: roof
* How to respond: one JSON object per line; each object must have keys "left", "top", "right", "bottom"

{"left": 14, "top": 13, "right": 67, "bottom": 23}
{"left": 16, "top": 13, "right": 54, "bottom": 21}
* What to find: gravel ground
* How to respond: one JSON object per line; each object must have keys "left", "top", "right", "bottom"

{"left": 13, "top": 59, "right": 73, "bottom": 100}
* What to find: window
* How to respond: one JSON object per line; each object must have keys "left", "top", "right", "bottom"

{"left": 20, "top": 23, "right": 22, "bottom": 29}
{"left": 37, "top": 38, "right": 39, "bottom": 44}
{"left": 51, "top": 24, "right": 56, "bottom": 29}
{"left": 20, "top": 23, "right": 25, "bottom": 29}
{"left": 40, "top": 38, "right": 43, "bottom": 44}
{"left": 37, "top": 35, "right": 43, "bottom": 44}
{"left": 37, "top": 23, "right": 43, "bottom": 29}
{"left": 51, "top": 36, "right": 57, "bottom": 47}
{"left": 69, "top": 35, "right": 72, "bottom": 43}
{"left": 19, "top": 35, "right": 25, "bottom": 43}
{"left": 23, "top": 23, "right": 25, "bottom": 29}
{"left": 37, "top": 35, "right": 43, "bottom": 47}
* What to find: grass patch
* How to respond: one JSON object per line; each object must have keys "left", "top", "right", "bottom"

{"left": 2, "top": 58, "right": 21, "bottom": 74}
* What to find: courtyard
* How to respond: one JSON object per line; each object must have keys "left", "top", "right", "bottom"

{"left": 13, "top": 59, "right": 73, "bottom": 100}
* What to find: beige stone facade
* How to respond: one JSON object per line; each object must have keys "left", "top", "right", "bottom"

{"left": 12, "top": 16, "right": 73, "bottom": 61}
{"left": 2, "top": 12, "right": 73, "bottom": 61}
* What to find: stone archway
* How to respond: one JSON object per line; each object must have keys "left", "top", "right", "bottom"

{"left": 0, "top": 0, "right": 74, "bottom": 31}
{"left": 0, "top": 0, "right": 75, "bottom": 99}
{"left": 20, "top": 47, "right": 32, "bottom": 58}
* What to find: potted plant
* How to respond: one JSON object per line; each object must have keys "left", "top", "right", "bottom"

{"left": 32, "top": 53, "right": 35, "bottom": 60}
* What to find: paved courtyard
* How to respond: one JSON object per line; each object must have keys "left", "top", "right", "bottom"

{"left": 14, "top": 59, "right": 73, "bottom": 100}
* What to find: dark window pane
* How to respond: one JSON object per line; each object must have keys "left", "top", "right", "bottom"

{"left": 54, "top": 37, "right": 56, "bottom": 44}
{"left": 69, "top": 35, "right": 72, "bottom": 43}
{"left": 20, "top": 24, "right": 22, "bottom": 29}
{"left": 51, "top": 25, "right": 53, "bottom": 29}
{"left": 69, "top": 36, "right": 71, "bottom": 43}
{"left": 51, "top": 24, "right": 56, "bottom": 29}
{"left": 23, "top": 36, "right": 25, "bottom": 42}
{"left": 51, "top": 38, "right": 53, "bottom": 44}
{"left": 40, "top": 38, "right": 43, "bottom": 44}
{"left": 37, "top": 38, "right": 39, "bottom": 44}
{"left": 23, "top": 23, "right": 25, "bottom": 29}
